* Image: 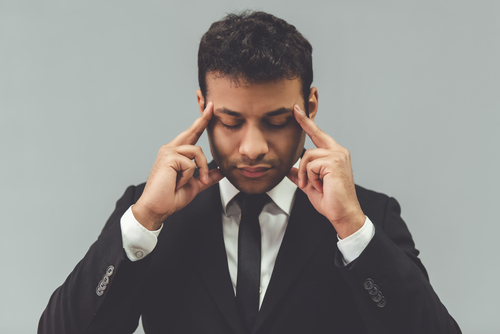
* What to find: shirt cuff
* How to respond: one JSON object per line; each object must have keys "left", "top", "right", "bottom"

{"left": 337, "top": 216, "right": 375, "bottom": 265}
{"left": 120, "top": 206, "right": 163, "bottom": 262}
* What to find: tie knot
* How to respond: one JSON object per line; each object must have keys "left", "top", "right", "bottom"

{"left": 237, "top": 192, "right": 270, "bottom": 217}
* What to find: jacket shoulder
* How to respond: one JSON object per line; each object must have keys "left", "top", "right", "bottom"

{"left": 354, "top": 184, "right": 394, "bottom": 228}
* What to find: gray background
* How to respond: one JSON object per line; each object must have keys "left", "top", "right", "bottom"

{"left": 1, "top": 0, "right": 498, "bottom": 333}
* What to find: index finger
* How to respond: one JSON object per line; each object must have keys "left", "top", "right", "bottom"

{"left": 170, "top": 102, "right": 214, "bottom": 146}
{"left": 293, "top": 105, "right": 337, "bottom": 149}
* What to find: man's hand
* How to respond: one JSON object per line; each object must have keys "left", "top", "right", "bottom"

{"left": 132, "top": 102, "right": 224, "bottom": 231}
{"left": 287, "top": 105, "right": 365, "bottom": 239}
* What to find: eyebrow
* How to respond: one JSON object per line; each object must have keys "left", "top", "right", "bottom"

{"left": 214, "top": 107, "right": 294, "bottom": 117}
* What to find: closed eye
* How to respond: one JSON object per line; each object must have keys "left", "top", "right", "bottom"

{"left": 266, "top": 120, "right": 289, "bottom": 129}
{"left": 265, "top": 115, "right": 293, "bottom": 129}
{"left": 220, "top": 120, "right": 243, "bottom": 130}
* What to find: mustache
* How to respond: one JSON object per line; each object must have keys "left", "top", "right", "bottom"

{"left": 227, "top": 157, "right": 279, "bottom": 167}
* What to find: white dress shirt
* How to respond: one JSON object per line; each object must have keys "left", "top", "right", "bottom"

{"left": 120, "top": 169, "right": 375, "bottom": 308}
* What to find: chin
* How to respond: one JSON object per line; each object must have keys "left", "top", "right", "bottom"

{"left": 228, "top": 173, "right": 285, "bottom": 194}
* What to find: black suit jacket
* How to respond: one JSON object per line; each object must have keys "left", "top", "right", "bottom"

{"left": 39, "top": 183, "right": 461, "bottom": 334}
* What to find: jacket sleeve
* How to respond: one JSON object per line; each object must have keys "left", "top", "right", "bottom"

{"left": 337, "top": 196, "right": 462, "bottom": 334}
{"left": 38, "top": 185, "right": 151, "bottom": 334}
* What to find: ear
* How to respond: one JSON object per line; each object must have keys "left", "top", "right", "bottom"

{"left": 307, "top": 87, "right": 318, "bottom": 121}
{"left": 196, "top": 89, "right": 205, "bottom": 115}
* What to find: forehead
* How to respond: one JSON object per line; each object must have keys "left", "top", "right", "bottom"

{"left": 205, "top": 73, "right": 303, "bottom": 115}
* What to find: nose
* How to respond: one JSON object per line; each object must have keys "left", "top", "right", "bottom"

{"left": 238, "top": 125, "right": 269, "bottom": 160}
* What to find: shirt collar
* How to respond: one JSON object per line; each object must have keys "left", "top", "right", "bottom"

{"left": 219, "top": 159, "right": 299, "bottom": 216}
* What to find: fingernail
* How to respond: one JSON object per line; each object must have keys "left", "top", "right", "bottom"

{"left": 295, "top": 105, "right": 304, "bottom": 115}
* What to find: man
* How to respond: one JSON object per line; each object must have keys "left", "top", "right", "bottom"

{"left": 39, "top": 11, "right": 461, "bottom": 334}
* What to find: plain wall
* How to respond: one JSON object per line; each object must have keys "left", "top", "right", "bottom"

{"left": 1, "top": 0, "right": 499, "bottom": 333}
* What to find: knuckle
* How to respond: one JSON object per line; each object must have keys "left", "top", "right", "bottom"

{"left": 302, "top": 149, "right": 315, "bottom": 161}
{"left": 185, "top": 159, "right": 196, "bottom": 169}
{"left": 159, "top": 144, "right": 170, "bottom": 152}
{"left": 194, "top": 145, "right": 204, "bottom": 154}
{"left": 330, "top": 151, "right": 348, "bottom": 166}
{"left": 194, "top": 147, "right": 208, "bottom": 163}
{"left": 334, "top": 155, "right": 344, "bottom": 164}
{"left": 159, "top": 147, "right": 173, "bottom": 159}
{"left": 341, "top": 147, "right": 350, "bottom": 158}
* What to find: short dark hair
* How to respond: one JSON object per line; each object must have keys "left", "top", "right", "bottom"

{"left": 198, "top": 11, "right": 313, "bottom": 114}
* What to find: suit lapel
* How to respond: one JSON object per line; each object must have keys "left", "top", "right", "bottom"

{"left": 182, "top": 184, "right": 246, "bottom": 334}
{"left": 178, "top": 180, "right": 333, "bottom": 334}
{"left": 253, "top": 189, "right": 333, "bottom": 333}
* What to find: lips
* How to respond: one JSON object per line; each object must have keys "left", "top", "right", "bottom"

{"left": 237, "top": 166, "right": 271, "bottom": 178}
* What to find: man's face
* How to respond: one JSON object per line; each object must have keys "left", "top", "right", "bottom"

{"left": 197, "top": 73, "right": 317, "bottom": 194}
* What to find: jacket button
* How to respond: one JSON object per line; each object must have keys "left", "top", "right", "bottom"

{"left": 98, "top": 280, "right": 107, "bottom": 290}
{"left": 377, "top": 298, "right": 387, "bottom": 308}
{"left": 363, "top": 278, "right": 374, "bottom": 290}
{"left": 368, "top": 284, "right": 379, "bottom": 295}
{"left": 371, "top": 292, "right": 383, "bottom": 303}
{"left": 106, "top": 265, "right": 115, "bottom": 277}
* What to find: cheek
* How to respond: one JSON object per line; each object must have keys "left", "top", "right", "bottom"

{"left": 267, "top": 126, "right": 305, "bottom": 161}
{"left": 208, "top": 125, "right": 236, "bottom": 158}
{"left": 271, "top": 124, "right": 303, "bottom": 147}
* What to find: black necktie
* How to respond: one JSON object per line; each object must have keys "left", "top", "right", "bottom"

{"left": 236, "top": 193, "right": 269, "bottom": 333}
